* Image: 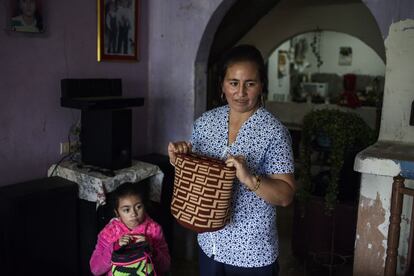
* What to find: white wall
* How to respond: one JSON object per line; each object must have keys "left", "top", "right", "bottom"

{"left": 379, "top": 19, "right": 414, "bottom": 143}
{"left": 267, "top": 31, "right": 385, "bottom": 103}
{"left": 301, "top": 31, "right": 385, "bottom": 76}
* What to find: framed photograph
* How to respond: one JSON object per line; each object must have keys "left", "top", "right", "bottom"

{"left": 339, "top": 47, "right": 352, "bottom": 66}
{"left": 8, "top": 0, "right": 45, "bottom": 33}
{"left": 97, "top": 0, "right": 139, "bottom": 62}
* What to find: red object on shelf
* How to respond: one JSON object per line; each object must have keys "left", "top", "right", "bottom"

{"left": 339, "top": 74, "right": 361, "bottom": 108}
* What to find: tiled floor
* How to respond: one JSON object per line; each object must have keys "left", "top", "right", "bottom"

{"left": 170, "top": 203, "right": 353, "bottom": 276}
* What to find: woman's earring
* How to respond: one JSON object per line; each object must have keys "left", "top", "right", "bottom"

{"left": 221, "top": 92, "right": 226, "bottom": 102}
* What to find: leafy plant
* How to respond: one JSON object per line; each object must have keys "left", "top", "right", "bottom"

{"left": 297, "top": 109, "right": 376, "bottom": 213}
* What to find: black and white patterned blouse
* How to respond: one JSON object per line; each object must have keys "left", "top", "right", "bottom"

{"left": 190, "top": 105, "right": 294, "bottom": 267}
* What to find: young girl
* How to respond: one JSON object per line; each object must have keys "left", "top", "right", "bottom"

{"left": 90, "top": 182, "right": 171, "bottom": 275}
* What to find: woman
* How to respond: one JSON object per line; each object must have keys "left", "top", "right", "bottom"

{"left": 168, "top": 44, "right": 296, "bottom": 276}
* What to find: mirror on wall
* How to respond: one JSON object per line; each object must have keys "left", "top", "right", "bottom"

{"left": 267, "top": 30, "right": 385, "bottom": 108}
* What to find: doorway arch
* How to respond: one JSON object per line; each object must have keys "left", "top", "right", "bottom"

{"left": 194, "top": 0, "right": 385, "bottom": 115}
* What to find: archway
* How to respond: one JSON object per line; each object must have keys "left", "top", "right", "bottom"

{"left": 194, "top": 0, "right": 385, "bottom": 114}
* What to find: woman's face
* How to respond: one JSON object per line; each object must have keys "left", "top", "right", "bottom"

{"left": 222, "top": 61, "right": 262, "bottom": 114}
{"left": 20, "top": 0, "right": 36, "bottom": 17}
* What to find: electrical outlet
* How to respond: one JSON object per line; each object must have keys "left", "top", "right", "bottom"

{"left": 59, "top": 142, "right": 80, "bottom": 155}
{"left": 60, "top": 142, "right": 70, "bottom": 155}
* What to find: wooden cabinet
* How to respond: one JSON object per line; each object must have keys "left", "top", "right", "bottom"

{"left": 0, "top": 177, "right": 79, "bottom": 275}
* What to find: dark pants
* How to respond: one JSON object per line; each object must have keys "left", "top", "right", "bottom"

{"left": 199, "top": 247, "right": 279, "bottom": 276}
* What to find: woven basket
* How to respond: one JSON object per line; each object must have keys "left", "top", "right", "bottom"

{"left": 171, "top": 153, "right": 236, "bottom": 233}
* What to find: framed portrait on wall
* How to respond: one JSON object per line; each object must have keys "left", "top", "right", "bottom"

{"left": 339, "top": 47, "right": 352, "bottom": 66}
{"left": 8, "top": 0, "right": 45, "bottom": 33}
{"left": 97, "top": 0, "right": 140, "bottom": 62}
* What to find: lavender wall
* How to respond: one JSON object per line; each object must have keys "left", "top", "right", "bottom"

{"left": 363, "top": 0, "right": 414, "bottom": 37}
{"left": 147, "top": 0, "right": 229, "bottom": 154}
{"left": 0, "top": 0, "right": 149, "bottom": 186}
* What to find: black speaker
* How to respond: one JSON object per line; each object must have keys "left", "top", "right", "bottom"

{"left": 0, "top": 177, "right": 79, "bottom": 275}
{"left": 81, "top": 109, "right": 132, "bottom": 170}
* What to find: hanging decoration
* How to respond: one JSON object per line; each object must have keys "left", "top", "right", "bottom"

{"left": 310, "top": 30, "right": 323, "bottom": 70}
{"left": 277, "top": 50, "right": 288, "bottom": 78}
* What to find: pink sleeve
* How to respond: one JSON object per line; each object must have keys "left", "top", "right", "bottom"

{"left": 150, "top": 224, "right": 171, "bottom": 274}
{"left": 89, "top": 232, "right": 115, "bottom": 276}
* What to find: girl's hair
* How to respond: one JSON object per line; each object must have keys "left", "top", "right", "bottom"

{"left": 218, "top": 44, "right": 268, "bottom": 95}
{"left": 111, "top": 182, "right": 149, "bottom": 211}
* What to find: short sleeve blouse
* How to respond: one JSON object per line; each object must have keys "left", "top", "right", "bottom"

{"left": 190, "top": 105, "right": 294, "bottom": 267}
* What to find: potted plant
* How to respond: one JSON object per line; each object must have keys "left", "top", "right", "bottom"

{"left": 297, "top": 109, "right": 376, "bottom": 212}
{"left": 292, "top": 109, "right": 377, "bottom": 270}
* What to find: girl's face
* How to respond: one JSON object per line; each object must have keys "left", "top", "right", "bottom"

{"left": 115, "top": 194, "right": 145, "bottom": 229}
{"left": 222, "top": 61, "right": 262, "bottom": 114}
{"left": 20, "top": 0, "right": 36, "bottom": 17}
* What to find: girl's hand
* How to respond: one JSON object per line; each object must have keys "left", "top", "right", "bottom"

{"left": 131, "top": 234, "right": 146, "bottom": 243}
{"left": 168, "top": 141, "right": 192, "bottom": 165}
{"left": 118, "top": 235, "right": 134, "bottom": 247}
{"left": 133, "top": 235, "right": 153, "bottom": 253}
{"left": 225, "top": 155, "right": 256, "bottom": 190}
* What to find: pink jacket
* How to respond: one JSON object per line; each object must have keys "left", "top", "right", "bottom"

{"left": 90, "top": 215, "right": 170, "bottom": 276}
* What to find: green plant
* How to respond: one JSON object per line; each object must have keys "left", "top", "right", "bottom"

{"left": 297, "top": 109, "right": 376, "bottom": 213}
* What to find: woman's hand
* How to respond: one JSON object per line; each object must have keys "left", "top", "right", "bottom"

{"left": 225, "top": 154, "right": 296, "bottom": 206}
{"left": 168, "top": 141, "right": 192, "bottom": 165}
{"left": 225, "top": 155, "right": 256, "bottom": 190}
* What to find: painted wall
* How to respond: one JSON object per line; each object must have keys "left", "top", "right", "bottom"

{"left": 354, "top": 143, "right": 414, "bottom": 275}
{"left": 147, "top": 0, "right": 235, "bottom": 154}
{"left": 0, "top": 0, "right": 149, "bottom": 186}
{"left": 300, "top": 31, "right": 385, "bottom": 76}
{"left": 379, "top": 20, "right": 414, "bottom": 143}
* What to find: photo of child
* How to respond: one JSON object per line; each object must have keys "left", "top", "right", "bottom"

{"left": 10, "top": 0, "right": 44, "bottom": 33}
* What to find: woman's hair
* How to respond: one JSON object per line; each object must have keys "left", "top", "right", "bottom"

{"left": 218, "top": 44, "right": 268, "bottom": 94}
{"left": 111, "top": 182, "right": 149, "bottom": 211}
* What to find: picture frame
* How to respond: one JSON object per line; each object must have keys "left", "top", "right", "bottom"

{"left": 338, "top": 46, "right": 352, "bottom": 66}
{"left": 97, "top": 0, "right": 139, "bottom": 62}
{"left": 7, "top": 0, "right": 45, "bottom": 34}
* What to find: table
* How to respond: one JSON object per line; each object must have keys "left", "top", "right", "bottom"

{"left": 47, "top": 160, "right": 164, "bottom": 206}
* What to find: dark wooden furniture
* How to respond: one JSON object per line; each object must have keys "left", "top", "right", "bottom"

{"left": 0, "top": 177, "right": 79, "bottom": 275}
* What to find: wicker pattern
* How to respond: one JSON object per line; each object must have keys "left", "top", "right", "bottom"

{"left": 171, "top": 153, "right": 236, "bottom": 233}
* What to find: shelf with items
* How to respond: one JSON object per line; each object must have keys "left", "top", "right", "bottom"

{"left": 267, "top": 101, "right": 379, "bottom": 131}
